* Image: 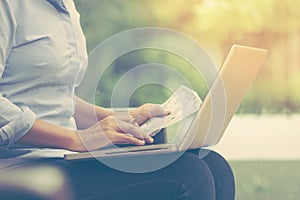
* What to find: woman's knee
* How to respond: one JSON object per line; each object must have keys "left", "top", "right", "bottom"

{"left": 196, "top": 150, "right": 236, "bottom": 200}
{"left": 162, "top": 152, "right": 216, "bottom": 200}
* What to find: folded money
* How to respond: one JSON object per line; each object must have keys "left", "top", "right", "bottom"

{"left": 140, "top": 85, "right": 202, "bottom": 136}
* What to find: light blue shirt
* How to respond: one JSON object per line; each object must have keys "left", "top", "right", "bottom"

{"left": 0, "top": 0, "right": 87, "bottom": 169}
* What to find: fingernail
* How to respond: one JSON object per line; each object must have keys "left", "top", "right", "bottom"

{"left": 139, "top": 140, "right": 145, "bottom": 145}
{"left": 148, "top": 137, "right": 154, "bottom": 143}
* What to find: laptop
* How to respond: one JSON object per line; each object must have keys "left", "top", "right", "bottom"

{"left": 64, "top": 45, "right": 267, "bottom": 161}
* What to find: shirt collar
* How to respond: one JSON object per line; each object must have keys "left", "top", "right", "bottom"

{"left": 46, "top": 0, "right": 68, "bottom": 14}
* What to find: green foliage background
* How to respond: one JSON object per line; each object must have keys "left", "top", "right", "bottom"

{"left": 74, "top": 0, "right": 300, "bottom": 114}
{"left": 230, "top": 160, "right": 300, "bottom": 200}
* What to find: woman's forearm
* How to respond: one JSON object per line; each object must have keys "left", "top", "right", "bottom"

{"left": 16, "top": 103, "right": 169, "bottom": 152}
{"left": 17, "top": 119, "right": 79, "bottom": 151}
{"left": 74, "top": 96, "right": 112, "bottom": 129}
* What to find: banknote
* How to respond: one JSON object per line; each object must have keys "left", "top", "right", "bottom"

{"left": 140, "top": 85, "right": 202, "bottom": 136}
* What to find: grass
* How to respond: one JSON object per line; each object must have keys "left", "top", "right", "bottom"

{"left": 229, "top": 160, "right": 300, "bottom": 200}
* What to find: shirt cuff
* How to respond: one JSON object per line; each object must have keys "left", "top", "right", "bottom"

{"left": 0, "top": 106, "right": 36, "bottom": 149}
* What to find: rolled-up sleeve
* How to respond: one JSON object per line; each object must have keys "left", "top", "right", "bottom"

{"left": 0, "top": 105, "right": 36, "bottom": 148}
{"left": 0, "top": 0, "right": 36, "bottom": 149}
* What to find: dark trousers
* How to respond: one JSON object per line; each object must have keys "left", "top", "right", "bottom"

{"left": 52, "top": 150, "right": 235, "bottom": 200}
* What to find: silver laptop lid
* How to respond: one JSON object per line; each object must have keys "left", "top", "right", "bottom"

{"left": 179, "top": 45, "right": 267, "bottom": 151}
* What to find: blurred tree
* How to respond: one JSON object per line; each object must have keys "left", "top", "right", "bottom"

{"left": 74, "top": 0, "right": 300, "bottom": 113}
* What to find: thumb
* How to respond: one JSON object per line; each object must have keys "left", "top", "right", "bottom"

{"left": 149, "top": 104, "right": 170, "bottom": 118}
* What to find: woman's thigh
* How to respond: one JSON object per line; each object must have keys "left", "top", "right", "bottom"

{"left": 52, "top": 151, "right": 217, "bottom": 200}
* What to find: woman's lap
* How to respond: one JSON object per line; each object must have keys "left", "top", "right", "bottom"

{"left": 49, "top": 150, "right": 235, "bottom": 200}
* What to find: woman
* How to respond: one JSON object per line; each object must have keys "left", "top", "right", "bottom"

{"left": 0, "top": 0, "right": 235, "bottom": 199}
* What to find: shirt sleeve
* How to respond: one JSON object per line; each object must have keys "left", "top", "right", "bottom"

{"left": 0, "top": 0, "right": 36, "bottom": 149}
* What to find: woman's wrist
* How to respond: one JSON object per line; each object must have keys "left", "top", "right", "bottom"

{"left": 63, "top": 130, "right": 86, "bottom": 152}
{"left": 95, "top": 106, "right": 113, "bottom": 121}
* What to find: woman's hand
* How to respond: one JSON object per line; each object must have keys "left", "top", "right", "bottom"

{"left": 70, "top": 114, "right": 154, "bottom": 152}
{"left": 69, "top": 103, "right": 169, "bottom": 152}
{"left": 129, "top": 103, "right": 170, "bottom": 125}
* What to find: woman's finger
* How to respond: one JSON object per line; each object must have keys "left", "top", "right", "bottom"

{"left": 113, "top": 113, "right": 134, "bottom": 122}
{"left": 115, "top": 132, "right": 145, "bottom": 146}
{"left": 115, "top": 120, "right": 154, "bottom": 144}
{"left": 115, "top": 120, "right": 145, "bottom": 139}
{"left": 129, "top": 104, "right": 170, "bottom": 125}
{"left": 144, "top": 136, "right": 154, "bottom": 144}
